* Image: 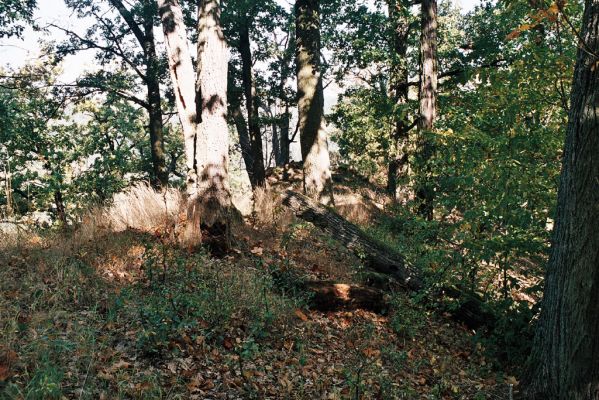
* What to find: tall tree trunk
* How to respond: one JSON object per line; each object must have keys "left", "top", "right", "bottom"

{"left": 295, "top": 0, "right": 334, "bottom": 205}
{"left": 523, "top": 0, "right": 599, "bottom": 398}
{"left": 111, "top": 0, "right": 168, "bottom": 188}
{"left": 276, "top": 25, "right": 295, "bottom": 168}
{"left": 386, "top": 0, "right": 411, "bottom": 200}
{"left": 194, "top": 0, "right": 232, "bottom": 229}
{"left": 238, "top": 22, "right": 266, "bottom": 188}
{"left": 144, "top": 18, "right": 169, "bottom": 188}
{"left": 158, "top": 0, "right": 204, "bottom": 245}
{"left": 416, "top": 0, "right": 437, "bottom": 220}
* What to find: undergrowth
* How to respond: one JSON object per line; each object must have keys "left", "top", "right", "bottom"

{"left": 0, "top": 229, "right": 301, "bottom": 399}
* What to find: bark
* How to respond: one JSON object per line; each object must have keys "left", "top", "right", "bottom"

{"left": 158, "top": 0, "right": 199, "bottom": 193}
{"left": 158, "top": 0, "right": 203, "bottom": 245}
{"left": 416, "top": 0, "right": 438, "bottom": 220}
{"left": 275, "top": 26, "right": 295, "bottom": 167}
{"left": 282, "top": 190, "right": 422, "bottom": 289}
{"left": 386, "top": 0, "right": 411, "bottom": 200}
{"left": 523, "top": 0, "right": 599, "bottom": 397}
{"left": 295, "top": 0, "right": 334, "bottom": 205}
{"left": 238, "top": 22, "right": 266, "bottom": 188}
{"left": 194, "top": 0, "right": 232, "bottom": 229}
{"left": 159, "top": 0, "right": 232, "bottom": 244}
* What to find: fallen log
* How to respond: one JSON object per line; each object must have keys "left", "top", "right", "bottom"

{"left": 282, "top": 190, "right": 496, "bottom": 329}
{"left": 305, "top": 281, "right": 386, "bottom": 313}
{"left": 282, "top": 190, "right": 423, "bottom": 290}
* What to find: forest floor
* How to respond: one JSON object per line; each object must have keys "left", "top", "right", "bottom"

{"left": 0, "top": 167, "right": 518, "bottom": 399}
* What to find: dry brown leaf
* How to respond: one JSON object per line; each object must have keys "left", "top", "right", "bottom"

{"left": 294, "top": 309, "right": 309, "bottom": 321}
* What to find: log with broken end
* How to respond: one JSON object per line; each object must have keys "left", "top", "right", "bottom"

{"left": 282, "top": 190, "right": 497, "bottom": 329}
{"left": 305, "top": 281, "right": 386, "bottom": 313}
{"left": 282, "top": 190, "right": 423, "bottom": 290}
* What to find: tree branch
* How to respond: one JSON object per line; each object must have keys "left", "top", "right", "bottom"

{"left": 107, "top": 0, "right": 147, "bottom": 49}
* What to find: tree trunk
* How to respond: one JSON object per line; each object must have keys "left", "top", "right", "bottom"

{"left": 523, "top": 0, "right": 599, "bottom": 397}
{"left": 386, "top": 0, "right": 411, "bottom": 201}
{"left": 144, "top": 19, "right": 169, "bottom": 188}
{"left": 158, "top": 0, "right": 204, "bottom": 245}
{"left": 238, "top": 22, "right": 266, "bottom": 188}
{"left": 276, "top": 26, "right": 294, "bottom": 168}
{"left": 279, "top": 106, "right": 291, "bottom": 166}
{"left": 231, "top": 101, "right": 255, "bottom": 181}
{"left": 416, "top": 0, "right": 437, "bottom": 220}
{"left": 110, "top": 0, "right": 168, "bottom": 188}
{"left": 295, "top": 0, "right": 334, "bottom": 205}
{"left": 158, "top": 0, "right": 199, "bottom": 192}
{"left": 194, "top": 0, "right": 232, "bottom": 230}
{"left": 54, "top": 189, "right": 67, "bottom": 225}
{"left": 282, "top": 190, "right": 422, "bottom": 289}
{"left": 272, "top": 111, "right": 281, "bottom": 166}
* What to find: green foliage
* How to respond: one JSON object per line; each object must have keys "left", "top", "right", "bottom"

{"left": 329, "top": 1, "right": 578, "bottom": 368}
{"left": 389, "top": 295, "right": 426, "bottom": 340}
{"left": 134, "top": 246, "right": 298, "bottom": 355}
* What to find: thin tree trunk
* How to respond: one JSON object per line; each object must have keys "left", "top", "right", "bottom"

{"left": 272, "top": 107, "right": 281, "bottom": 166}
{"left": 54, "top": 189, "right": 67, "bottom": 225}
{"left": 523, "top": 0, "right": 599, "bottom": 397}
{"left": 280, "top": 105, "right": 291, "bottom": 166}
{"left": 194, "top": 0, "right": 232, "bottom": 230}
{"left": 3, "top": 161, "right": 12, "bottom": 217}
{"left": 295, "top": 0, "right": 334, "bottom": 205}
{"left": 238, "top": 22, "right": 266, "bottom": 188}
{"left": 231, "top": 101, "right": 255, "bottom": 181}
{"left": 110, "top": 0, "right": 168, "bottom": 188}
{"left": 276, "top": 25, "right": 294, "bottom": 168}
{"left": 387, "top": 0, "right": 411, "bottom": 200}
{"left": 416, "top": 0, "right": 437, "bottom": 220}
{"left": 144, "top": 19, "right": 169, "bottom": 188}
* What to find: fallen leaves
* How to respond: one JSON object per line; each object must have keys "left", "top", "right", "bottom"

{"left": 294, "top": 309, "right": 309, "bottom": 322}
{"left": 0, "top": 349, "right": 18, "bottom": 382}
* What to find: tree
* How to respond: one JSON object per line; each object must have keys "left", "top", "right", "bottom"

{"left": 416, "top": 0, "right": 438, "bottom": 220}
{"left": 58, "top": 0, "right": 169, "bottom": 187}
{"left": 387, "top": 0, "right": 415, "bottom": 200}
{"left": 159, "top": 0, "right": 232, "bottom": 245}
{"left": 195, "top": 0, "right": 232, "bottom": 227}
{"left": 0, "top": 0, "right": 36, "bottom": 38}
{"left": 524, "top": 0, "right": 599, "bottom": 397}
{"left": 295, "top": 0, "right": 334, "bottom": 205}
{"left": 235, "top": 5, "right": 266, "bottom": 188}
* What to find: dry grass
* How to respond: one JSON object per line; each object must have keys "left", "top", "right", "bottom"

{"left": 252, "top": 185, "right": 293, "bottom": 229}
{"left": 79, "top": 183, "right": 183, "bottom": 240}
